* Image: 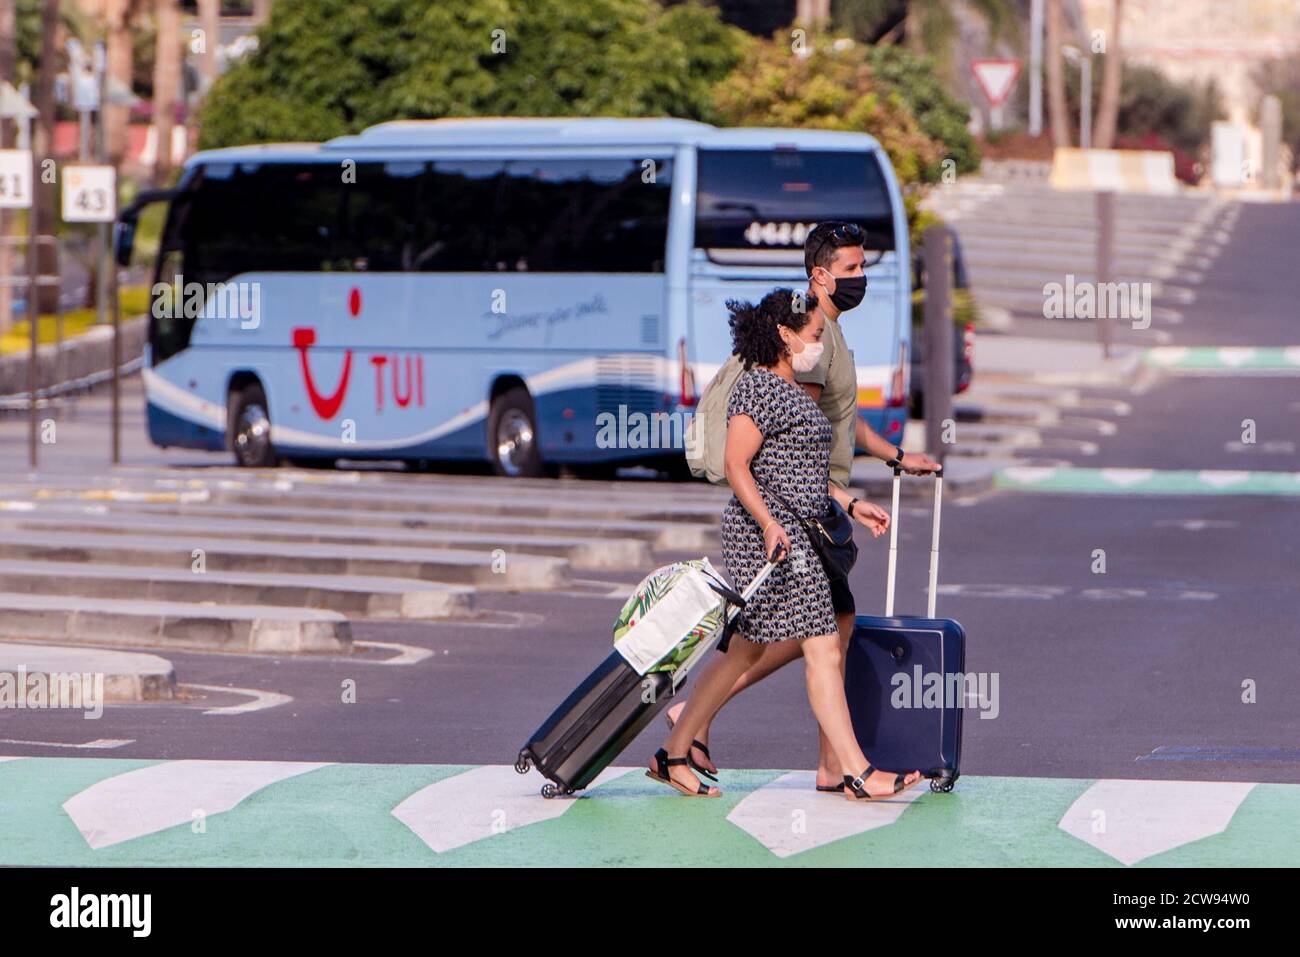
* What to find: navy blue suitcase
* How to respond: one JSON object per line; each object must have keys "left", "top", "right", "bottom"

{"left": 845, "top": 467, "right": 965, "bottom": 792}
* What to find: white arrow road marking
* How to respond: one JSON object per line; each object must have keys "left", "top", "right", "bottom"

{"left": 1285, "top": 347, "right": 1300, "bottom": 366}
{"left": 1100, "top": 468, "right": 1154, "bottom": 487}
{"left": 1146, "top": 347, "right": 1187, "bottom": 367}
{"left": 1217, "top": 347, "right": 1256, "bottom": 367}
{"left": 1197, "top": 470, "right": 1251, "bottom": 489}
{"left": 63, "top": 760, "right": 330, "bottom": 850}
{"left": 181, "top": 684, "right": 294, "bottom": 716}
{"left": 1000, "top": 467, "right": 1059, "bottom": 485}
{"left": 350, "top": 641, "right": 434, "bottom": 665}
{"left": 726, "top": 770, "right": 924, "bottom": 859}
{"left": 392, "top": 765, "right": 637, "bottom": 854}
{"left": 1058, "top": 779, "right": 1255, "bottom": 866}
{"left": 0, "top": 738, "right": 134, "bottom": 750}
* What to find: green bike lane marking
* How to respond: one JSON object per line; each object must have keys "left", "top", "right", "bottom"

{"left": 1145, "top": 346, "right": 1300, "bottom": 373}
{"left": 994, "top": 467, "right": 1300, "bottom": 497}
{"left": 2, "top": 758, "right": 1297, "bottom": 867}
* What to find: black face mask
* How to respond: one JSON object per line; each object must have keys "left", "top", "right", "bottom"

{"left": 829, "top": 275, "right": 867, "bottom": 312}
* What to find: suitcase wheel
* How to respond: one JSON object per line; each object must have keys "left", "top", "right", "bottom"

{"left": 541, "top": 783, "right": 558, "bottom": 799}
{"left": 930, "top": 775, "right": 957, "bottom": 794}
{"left": 514, "top": 751, "right": 531, "bottom": 775}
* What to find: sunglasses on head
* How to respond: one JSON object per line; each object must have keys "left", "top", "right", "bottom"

{"left": 809, "top": 222, "right": 864, "bottom": 270}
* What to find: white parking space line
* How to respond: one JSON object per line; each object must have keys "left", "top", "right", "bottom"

{"left": 392, "top": 764, "right": 637, "bottom": 854}
{"left": 182, "top": 683, "right": 295, "bottom": 715}
{"left": 1058, "top": 779, "right": 1255, "bottom": 866}
{"left": 349, "top": 641, "right": 434, "bottom": 665}
{"left": 63, "top": 759, "right": 331, "bottom": 849}
{"left": 0, "top": 738, "right": 134, "bottom": 750}
{"left": 726, "top": 770, "right": 923, "bottom": 859}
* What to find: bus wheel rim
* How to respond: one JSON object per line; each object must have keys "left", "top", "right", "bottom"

{"left": 496, "top": 409, "right": 534, "bottom": 475}
{"left": 236, "top": 403, "right": 271, "bottom": 464}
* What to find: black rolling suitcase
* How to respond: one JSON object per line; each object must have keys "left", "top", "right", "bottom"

{"left": 845, "top": 467, "right": 966, "bottom": 792}
{"left": 517, "top": 548, "right": 783, "bottom": 799}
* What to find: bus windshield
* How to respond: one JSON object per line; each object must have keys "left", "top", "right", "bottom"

{"left": 694, "top": 148, "right": 895, "bottom": 264}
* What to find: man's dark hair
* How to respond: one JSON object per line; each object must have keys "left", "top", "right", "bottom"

{"left": 804, "top": 221, "right": 864, "bottom": 277}
{"left": 728, "top": 287, "right": 812, "bottom": 370}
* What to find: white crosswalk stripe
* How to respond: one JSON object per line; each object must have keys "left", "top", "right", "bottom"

{"left": 725, "top": 770, "right": 924, "bottom": 859}
{"left": 392, "top": 764, "right": 637, "bottom": 853}
{"left": 1057, "top": 779, "right": 1256, "bottom": 865}
{"left": 62, "top": 759, "right": 331, "bottom": 849}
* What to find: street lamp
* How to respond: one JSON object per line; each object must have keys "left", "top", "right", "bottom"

{"left": 1061, "top": 44, "right": 1092, "bottom": 149}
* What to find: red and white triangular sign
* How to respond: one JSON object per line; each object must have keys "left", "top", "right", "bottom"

{"left": 972, "top": 59, "right": 1021, "bottom": 107}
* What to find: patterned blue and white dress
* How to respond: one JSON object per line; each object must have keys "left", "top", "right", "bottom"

{"left": 721, "top": 366, "right": 837, "bottom": 643}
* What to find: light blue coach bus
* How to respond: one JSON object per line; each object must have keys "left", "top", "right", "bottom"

{"left": 118, "top": 118, "right": 912, "bottom": 475}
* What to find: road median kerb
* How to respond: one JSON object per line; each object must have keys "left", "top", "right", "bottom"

{"left": 0, "top": 640, "right": 177, "bottom": 702}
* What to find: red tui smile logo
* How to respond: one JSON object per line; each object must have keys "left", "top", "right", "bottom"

{"left": 291, "top": 287, "right": 360, "bottom": 420}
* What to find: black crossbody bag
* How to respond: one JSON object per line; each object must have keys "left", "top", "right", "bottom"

{"left": 757, "top": 480, "right": 858, "bottom": 582}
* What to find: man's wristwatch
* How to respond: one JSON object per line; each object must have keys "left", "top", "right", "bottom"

{"left": 884, "top": 445, "right": 905, "bottom": 468}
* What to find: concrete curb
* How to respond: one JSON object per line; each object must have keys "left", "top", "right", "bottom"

{"left": 0, "top": 593, "right": 352, "bottom": 654}
{"left": 0, "top": 559, "right": 473, "bottom": 620}
{"left": 0, "top": 529, "right": 569, "bottom": 591}
{"left": 0, "top": 640, "right": 177, "bottom": 703}
{"left": 0, "top": 511, "right": 652, "bottom": 573}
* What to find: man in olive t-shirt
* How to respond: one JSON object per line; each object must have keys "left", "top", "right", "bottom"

{"left": 667, "top": 222, "right": 940, "bottom": 791}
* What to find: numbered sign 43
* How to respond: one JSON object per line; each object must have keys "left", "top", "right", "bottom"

{"left": 62, "top": 165, "right": 117, "bottom": 222}
{"left": 0, "top": 150, "right": 34, "bottom": 209}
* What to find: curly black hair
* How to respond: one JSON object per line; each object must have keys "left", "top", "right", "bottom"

{"left": 728, "top": 287, "right": 813, "bottom": 370}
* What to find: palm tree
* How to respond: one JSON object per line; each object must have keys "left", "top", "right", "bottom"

{"left": 1093, "top": 0, "right": 1123, "bottom": 149}
{"left": 151, "top": 0, "right": 180, "bottom": 185}
{"left": 1045, "top": 0, "right": 1070, "bottom": 147}
{"left": 0, "top": 0, "right": 15, "bottom": 336}
{"left": 104, "top": 0, "right": 137, "bottom": 166}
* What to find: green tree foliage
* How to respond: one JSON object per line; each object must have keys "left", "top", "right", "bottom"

{"left": 862, "top": 44, "right": 980, "bottom": 175}
{"left": 713, "top": 35, "right": 977, "bottom": 183}
{"left": 199, "top": 0, "right": 746, "bottom": 148}
{"left": 1253, "top": 55, "right": 1300, "bottom": 171}
{"left": 1064, "top": 55, "right": 1224, "bottom": 157}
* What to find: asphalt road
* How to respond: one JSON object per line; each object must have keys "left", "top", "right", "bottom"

{"left": 1, "top": 198, "right": 1297, "bottom": 791}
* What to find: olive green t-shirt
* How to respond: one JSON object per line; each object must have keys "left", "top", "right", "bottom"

{"left": 794, "top": 312, "right": 856, "bottom": 489}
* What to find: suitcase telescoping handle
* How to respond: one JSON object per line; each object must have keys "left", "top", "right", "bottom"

{"left": 884, "top": 466, "right": 944, "bottom": 619}
{"left": 676, "top": 544, "right": 786, "bottom": 686}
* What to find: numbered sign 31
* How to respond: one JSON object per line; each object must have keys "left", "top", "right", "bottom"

{"left": 62, "top": 165, "right": 117, "bottom": 222}
{"left": 0, "top": 150, "right": 34, "bottom": 209}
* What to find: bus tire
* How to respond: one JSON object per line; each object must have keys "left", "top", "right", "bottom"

{"left": 487, "top": 387, "right": 542, "bottom": 478}
{"left": 229, "top": 382, "right": 278, "bottom": 468}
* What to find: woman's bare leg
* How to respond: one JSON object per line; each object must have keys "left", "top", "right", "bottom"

{"left": 652, "top": 637, "right": 765, "bottom": 794}
{"left": 800, "top": 631, "right": 923, "bottom": 799}
{"left": 665, "top": 637, "right": 803, "bottom": 772}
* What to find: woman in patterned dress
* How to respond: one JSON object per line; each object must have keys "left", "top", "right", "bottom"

{"left": 647, "top": 288, "right": 924, "bottom": 800}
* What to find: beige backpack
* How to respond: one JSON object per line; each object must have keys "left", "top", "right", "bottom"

{"left": 684, "top": 354, "right": 745, "bottom": 486}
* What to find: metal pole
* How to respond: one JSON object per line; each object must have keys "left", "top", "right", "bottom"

{"left": 1080, "top": 56, "right": 1092, "bottom": 150}
{"left": 923, "top": 225, "right": 954, "bottom": 468}
{"left": 1096, "top": 191, "right": 1114, "bottom": 359}
{"left": 26, "top": 123, "right": 37, "bottom": 468}
{"left": 1261, "top": 94, "right": 1281, "bottom": 191}
{"left": 1029, "top": 0, "right": 1044, "bottom": 137}
{"left": 53, "top": 239, "right": 62, "bottom": 381}
{"left": 98, "top": 57, "right": 119, "bottom": 465}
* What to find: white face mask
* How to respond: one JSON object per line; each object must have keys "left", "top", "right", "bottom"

{"left": 786, "top": 333, "right": 824, "bottom": 373}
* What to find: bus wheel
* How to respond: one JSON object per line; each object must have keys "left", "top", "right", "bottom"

{"left": 229, "top": 382, "right": 278, "bottom": 468}
{"left": 488, "top": 387, "right": 542, "bottom": 477}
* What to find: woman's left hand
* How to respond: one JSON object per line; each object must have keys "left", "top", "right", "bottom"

{"left": 853, "top": 500, "right": 890, "bottom": 538}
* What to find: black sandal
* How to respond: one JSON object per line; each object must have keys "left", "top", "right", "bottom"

{"left": 816, "top": 782, "right": 846, "bottom": 792}
{"left": 646, "top": 748, "right": 719, "bottom": 797}
{"left": 843, "top": 763, "right": 916, "bottom": 800}
{"left": 665, "top": 712, "right": 718, "bottom": 782}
